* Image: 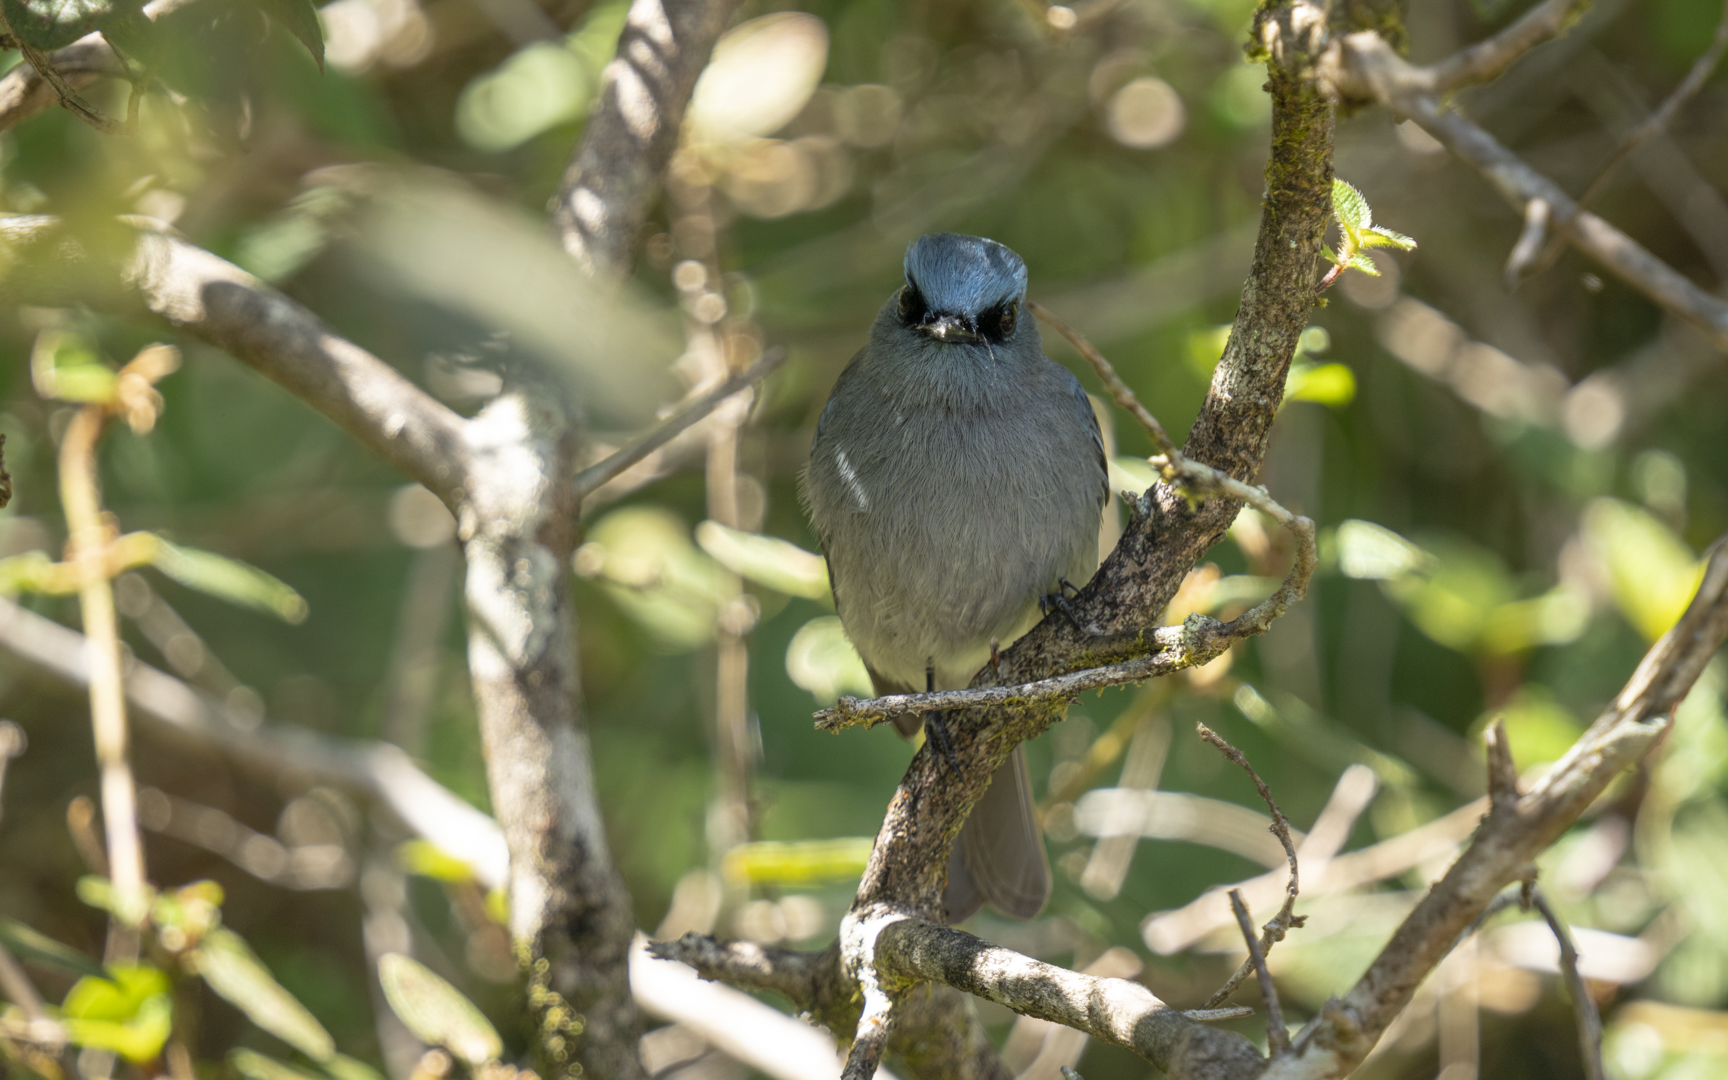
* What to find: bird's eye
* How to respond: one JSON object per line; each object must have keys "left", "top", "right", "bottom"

{"left": 898, "top": 286, "right": 922, "bottom": 321}
{"left": 998, "top": 303, "right": 1017, "bottom": 338}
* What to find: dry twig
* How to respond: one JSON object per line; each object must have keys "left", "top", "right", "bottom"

{"left": 573, "top": 349, "right": 784, "bottom": 498}
{"left": 1198, "top": 725, "right": 1303, "bottom": 1009}
{"left": 1516, "top": 0, "right": 1728, "bottom": 281}
{"left": 49, "top": 343, "right": 181, "bottom": 930}
{"left": 1229, "top": 889, "right": 1288, "bottom": 1056}
{"left": 1329, "top": 31, "right": 1728, "bottom": 352}
{"left": 1529, "top": 888, "right": 1606, "bottom": 1080}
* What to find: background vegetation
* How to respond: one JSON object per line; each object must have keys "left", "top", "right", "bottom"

{"left": 2, "top": 0, "right": 1727, "bottom": 1077}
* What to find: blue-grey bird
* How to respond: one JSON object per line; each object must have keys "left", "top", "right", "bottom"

{"left": 803, "top": 233, "right": 1108, "bottom": 922}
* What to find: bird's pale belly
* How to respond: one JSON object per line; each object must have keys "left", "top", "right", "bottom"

{"left": 831, "top": 487, "right": 1099, "bottom": 691}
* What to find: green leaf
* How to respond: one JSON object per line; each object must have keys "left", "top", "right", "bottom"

{"left": 191, "top": 927, "right": 336, "bottom": 1063}
{"left": 396, "top": 839, "right": 477, "bottom": 884}
{"left": 0, "top": 917, "right": 107, "bottom": 980}
{"left": 1333, "top": 519, "right": 1431, "bottom": 582}
{"left": 61, "top": 966, "right": 173, "bottom": 1063}
{"left": 783, "top": 615, "right": 872, "bottom": 703}
{"left": 1, "top": 0, "right": 139, "bottom": 50}
{"left": 1284, "top": 361, "right": 1357, "bottom": 407}
{"left": 719, "top": 837, "right": 874, "bottom": 886}
{"left": 151, "top": 539, "right": 309, "bottom": 623}
{"left": 694, "top": 521, "right": 829, "bottom": 600}
{"left": 1364, "top": 224, "right": 1417, "bottom": 251}
{"left": 1346, "top": 252, "right": 1380, "bottom": 275}
{"left": 377, "top": 954, "right": 502, "bottom": 1067}
{"left": 1584, "top": 497, "right": 1703, "bottom": 642}
{"left": 254, "top": 0, "right": 323, "bottom": 69}
{"left": 63, "top": 993, "right": 172, "bottom": 1061}
{"left": 1331, "top": 177, "right": 1372, "bottom": 232}
{"left": 230, "top": 1050, "right": 327, "bottom": 1080}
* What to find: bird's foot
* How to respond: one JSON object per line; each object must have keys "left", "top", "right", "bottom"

{"left": 1040, "top": 577, "right": 1086, "bottom": 632}
{"left": 924, "top": 712, "right": 963, "bottom": 776}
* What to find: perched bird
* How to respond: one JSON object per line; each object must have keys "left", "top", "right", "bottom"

{"left": 803, "top": 233, "right": 1108, "bottom": 922}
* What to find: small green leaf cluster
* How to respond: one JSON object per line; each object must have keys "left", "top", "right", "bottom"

{"left": 1324, "top": 178, "right": 1417, "bottom": 278}
{"left": 0, "top": 879, "right": 382, "bottom": 1077}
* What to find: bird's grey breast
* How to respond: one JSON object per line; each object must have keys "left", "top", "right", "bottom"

{"left": 806, "top": 347, "right": 1104, "bottom": 686}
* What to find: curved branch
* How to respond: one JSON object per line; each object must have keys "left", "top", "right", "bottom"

{"left": 551, "top": 0, "right": 742, "bottom": 278}
{"left": 1263, "top": 535, "right": 1728, "bottom": 1078}
{"left": 0, "top": 216, "right": 472, "bottom": 505}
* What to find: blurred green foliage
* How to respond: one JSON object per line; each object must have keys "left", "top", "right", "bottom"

{"left": 3, "top": 0, "right": 1728, "bottom": 1078}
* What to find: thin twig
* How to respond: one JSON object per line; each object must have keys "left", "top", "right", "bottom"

{"left": 1575, "top": 0, "right": 1728, "bottom": 213}
{"left": 1530, "top": 888, "right": 1606, "bottom": 1080}
{"left": 1227, "top": 889, "right": 1288, "bottom": 1056}
{"left": 1331, "top": 33, "right": 1728, "bottom": 351}
{"left": 1424, "top": 0, "right": 1591, "bottom": 93}
{"left": 14, "top": 38, "right": 119, "bottom": 132}
{"left": 1198, "top": 725, "right": 1304, "bottom": 1009}
{"left": 1030, "top": 300, "right": 1179, "bottom": 458}
{"left": 572, "top": 349, "right": 785, "bottom": 498}
{"left": 1517, "top": 0, "right": 1728, "bottom": 282}
{"left": 1503, "top": 197, "right": 1551, "bottom": 286}
{"left": 58, "top": 384, "right": 153, "bottom": 928}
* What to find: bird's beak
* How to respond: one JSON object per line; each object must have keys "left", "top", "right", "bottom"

{"left": 916, "top": 314, "right": 982, "bottom": 344}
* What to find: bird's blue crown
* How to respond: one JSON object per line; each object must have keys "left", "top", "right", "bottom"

{"left": 903, "top": 233, "right": 1028, "bottom": 316}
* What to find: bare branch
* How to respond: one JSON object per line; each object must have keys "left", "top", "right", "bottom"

{"left": 0, "top": 216, "right": 473, "bottom": 505}
{"left": 1529, "top": 888, "right": 1606, "bottom": 1080}
{"left": 1260, "top": 535, "right": 1728, "bottom": 1078}
{"left": 1198, "top": 725, "right": 1304, "bottom": 1010}
{"left": 629, "top": 936, "right": 881, "bottom": 1080}
{"left": 1228, "top": 890, "right": 1288, "bottom": 1057}
{"left": 648, "top": 932, "right": 829, "bottom": 1008}
{"left": 864, "top": 917, "right": 1264, "bottom": 1070}
{"left": 1575, "top": 0, "right": 1728, "bottom": 211}
{"left": 551, "top": 0, "right": 743, "bottom": 279}
{"left": 1029, "top": 300, "right": 1178, "bottom": 459}
{"left": 1424, "top": 0, "right": 1591, "bottom": 93}
{"left": 1329, "top": 33, "right": 1728, "bottom": 353}
{"left": 1519, "top": 1, "right": 1728, "bottom": 282}
{"left": 572, "top": 348, "right": 784, "bottom": 497}
{"left": 0, "top": 38, "right": 121, "bottom": 132}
